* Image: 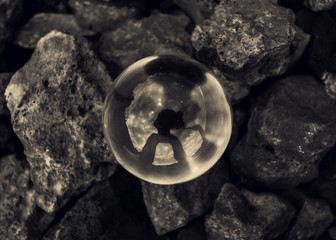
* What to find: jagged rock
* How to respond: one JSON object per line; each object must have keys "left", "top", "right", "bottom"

{"left": 5, "top": 31, "right": 117, "bottom": 213}
{"left": 304, "top": 0, "right": 336, "bottom": 11}
{"left": 285, "top": 196, "right": 334, "bottom": 239}
{"left": 68, "top": 0, "right": 145, "bottom": 33}
{"left": 173, "top": 0, "right": 216, "bottom": 24}
{"left": 141, "top": 159, "right": 230, "bottom": 235}
{"left": 205, "top": 183, "right": 295, "bottom": 240}
{"left": 231, "top": 75, "right": 336, "bottom": 188}
{"left": 42, "top": 170, "right": 165, "bottom": 240}
{"left": 191, "top": 0, "right": 310, "bottom": 101}
{"left": 13, "top": 13, "right": 95, "bottom": 48}
{"left": 0, "top": 154, "right": 35, "bottom": 240}
{"left": 0, "top": 0, "right": 23, "bottom": 53}
{"left": 99, "top": 11, "right": 193, "bottom": 72}
{"left": 0, "top": 73, "right": 12, "bottom": 115}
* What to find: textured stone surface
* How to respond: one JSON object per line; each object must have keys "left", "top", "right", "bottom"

{"left": 285, "top": 197, "right": 334, "bottom": 239}
{"left": 68, "top": 0, "right": 143, "bottom": 33}
{"left": 42, "top": 169, "right": 165, "bottom": 240}
{"left": 0, "top": 154, "right": 35, "bottom": 240}
{"left": 304, "top": 0, "right": 336, "bottom": 11}
{"left": 0, "top": 0, "right": 23, "bottom": 53}
{"left": 205, "top": 183, "right": 295, "bottom": 240}
{"left": 308, "top": 12, "right": 336, "bottom": 99}
{"left": 0, "top": 73, "right": 12, "bottom": 115}
{"left": 173, "top": 0, "right": 216, "bottom": 24}
{"left": 13, "top": 13, "right": 95, "bottom": 48}
{"left": 231, "top": 75, "right": 336, "bottom": 188}
{"left": 5, "top": 30, "right": 117, "bottom": 213}
{"left": 141, "top": 159, "right": 230, "bottom": 235}
{"left": 99, "top": 12, "right": 193, "bottom": 71}
{"left": 191, "top": 0, "right": 309, "bottom": 97}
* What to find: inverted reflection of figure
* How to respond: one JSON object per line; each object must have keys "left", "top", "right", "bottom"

{"left": 140, "top": 109, "right": 189, "bottom": 168}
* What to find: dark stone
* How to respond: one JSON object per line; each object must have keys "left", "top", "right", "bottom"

{"left": 0, "top": 73, "right": 13, "bottom": 115}
{"left": 173, "top": 0, "right": 216, "bottom": 24}
{"left": 205, "top": 183, "right": 295, "bottom": 240}
{"left": 285, "top": 196, "right": 334, "bottom": 239}
{"left": 191, "top": 0, "right": 310, "bottom": 102}
{"left": 304, "top": 0, "right": 336, "bottom": 11}
{"left": 231, "top": 75, "right": 336, "bottom": 188}
{"left": 141, "top": 159, "right": 230, "bottom": 235}
{"left": 13, "top": 13, "right": 95, "bottom": 48}
{"left": 99, "top": 11, "right": 193, "bottom": 71}
{"left": 68, "top": 0, "right": 145, "bottom": 33}
{"left": 5, "top": 31, "right": 117, "bottom": 213}
{"left": 0, "top": 0, "right": 23, "bottom": 53}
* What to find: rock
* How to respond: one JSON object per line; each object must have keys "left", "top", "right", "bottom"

{"left": 173, "top": 0, "right": 216, "bottom": 24}
{"left": 5, "top": 30, "right": 117, "bottom": 213}
{"left": 13, "top": 13, "right": 95, "bottom": 48}
{"left": 141, "top": 159, "right": 230, "bottom": 235}
{"left": 99, "top": 11, "right": 193, "bottom": 71}
{"left": 0, "top": 0, "right": 23, "bottom": 53}
{"left": 0, "top": 73, "right": 13, "bottom": 115}
{"left": 231, "top": 75, "right": 336, "bottom": 188}
{"left": 285, "top": 197, "right": 334, "bottom": 239}
{"left": 329, "top": 226, "right": 336, "bottom": 239}
{"left": 191, "top": 0, "right": 309, "bottom": 95}
{"left": 309, "top": 12, "right": 336, "bottom": 99}
{"left": 205, "top": 183, "right": 295, "bottom": 240}
{"left": 0, "top": 154, "right": 35, "bottom": 240}
{"left": 68, "top": 0, "right": 144, "bottom": 33}
{"left": 304, "top": 0, "right": 336, "bottom": 11}
{"left": 42, "top": 169, "right": 164, "bottom": 240}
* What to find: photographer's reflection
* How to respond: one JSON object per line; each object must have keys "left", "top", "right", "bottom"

{"left": 140, "top": 109, "right": 188, "bottom": 167}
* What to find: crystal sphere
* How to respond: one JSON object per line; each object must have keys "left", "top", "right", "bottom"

{"left": 103, "top": 55, "right": 232, "bottom": 184}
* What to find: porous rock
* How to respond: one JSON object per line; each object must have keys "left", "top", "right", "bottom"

{"left": 99, "top": 11, "right": 193, "bottom": 71}
{"left": 0, "top": 154, "right": 35, "bottom": 240}
{"left": 0, "top": 73, "right": 13, "bottom": 115}
{"left": 68, "top": 0, "right": 144, "bottom": 33}
{"left": 304, "top": 0, "right": 336, "bottom": 11}
{"left": 5, "top": 30, "right": 117, "bottom": 213}
{"left": 205, "top": 183, "right": 295, "bottom": 240}
{"left": 285, "top": 197, "right": 334, "bottom": 239}
{"left": 173, "top": 0, "right": 216, "bottom": 24}
{"left": 0, "top": 0, "right": 23, "bottom": 53}
{"left": 231, "top": 75, "right": 336, "bottom": 188}
{"left": 13, "top": 13, "right": 95, "bottom": 48}
{"left": 191, "top": 0, "right": 310, "bottom": 98}
{"left": 141, "top": 159, "right": 230, "bottom": 235}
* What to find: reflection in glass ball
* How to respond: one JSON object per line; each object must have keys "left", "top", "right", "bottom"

{"left": 103, "top": 55, "right": 232, "bottom": 184}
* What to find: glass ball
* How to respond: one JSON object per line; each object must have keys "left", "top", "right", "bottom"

{"left": 103, "top": 55, "right": 232, "bottom": 184}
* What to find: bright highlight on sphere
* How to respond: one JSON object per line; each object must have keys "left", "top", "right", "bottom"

{"left": 103, "top": 55, "right": 232, "bottom": 184}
